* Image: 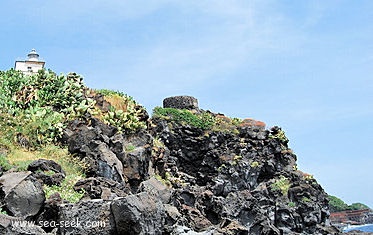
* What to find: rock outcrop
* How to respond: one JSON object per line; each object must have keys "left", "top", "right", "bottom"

{"left": 0, "top": 172, "right": 45, "bottom": 218}
{"left": 149, "top": 116, "right": 335, "bottom": 234}
{"left": 163, "top": 96, "right": 199, "bottom": 110}
{"left": 0, "top": 214, "right": 48, "bottom": 235}
{"left": 58, "top": 199, "right": 116, "bottom": 235}
{"left": 28, "top": 159, "right": 66, "bottom": 186}
{"left": 112, "top": 192, "right": 166, "bottom": 234}
{"left": 0, "top": 96, "right": 349, "bottom": 234}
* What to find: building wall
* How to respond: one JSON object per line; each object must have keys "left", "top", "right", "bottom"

{"left": 15, "top": 61, "right": 45, "bottom": 75}
{"left": 330, "top": 209, "right": 372, "bottom": 224}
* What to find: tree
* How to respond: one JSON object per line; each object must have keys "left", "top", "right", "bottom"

{"left": 348, "top": 203, "right": 370, "bottom": 211}
{"left": 328, "top": 195, "right": 371, "bottom": 212}
{"left": 328, "top": 195, "right": 349, "bottom": 212}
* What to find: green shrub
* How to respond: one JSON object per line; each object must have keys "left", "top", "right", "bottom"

{"left": 288, "top": 201, "right": 296, "bottom": 207}
{"left": 328, "top": 195, "right": 370, "bottom": 212}
{"left": 94, "top": 89, "right": 126, "bottom": 98}
{"left": 212, "top": 115, "right": 242, "bottom": 133}
{"left": 152, "top": 107, "right": 248, "bottom": 133}
{"left": 0, "top": 208, "right": 7, "bottom": 215}
{"left": 153, "top": 137, "right": 165, "bottom": 149}
{"left": 0, "top": 69, "right": 147, "bottom": 147}
{"left": 125, "top": 144, "right": 136, "bottom": 152}
{"left": 270, "top": 175, "right": 291, "bottom": 196}
{"left": 231, "top": 117, "right": 242, "bottom": 126}
{"left": 233, "top": 155, "right": 242, "bottom": 161}
{"left": 94, "top": 89, "right": 147, "bottom": 133}
{"left": 0, "top": 69, "right": 147, "bottom": 203}
{"left": 153, "top": 107, "right": 215, "bottom": 130}
{"left": 250, "top": 161, "right": 260, "bottom": 168}
{"left": 0, "top": 70, "right": 88, "bottom": 114}
{"left": 269, "top": 127, "right": 290, "bottom": 151}
{"left": 217, "top": 164, "right": 227, "bottom": 172}
{"left": 0, "top": 154, "right": 12, "bottom": 171}
{"left": 231, "top": 155, "right": 243, "bottom": 166}
{"left": 0, "top": 70, "right": 90, "bottom": 148}
{"left": 101, "top": 105, "right": 146, "bottom": 133}
{"left": 328, "top": 195, "right": 349, "bottom": 212}
{"left": 301, "top": 197, "right": 311, "bottom": 203}
{"left": 348, "top": 202, "right": 370, "bottom": 211}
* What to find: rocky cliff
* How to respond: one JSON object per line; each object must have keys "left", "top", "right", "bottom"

{"left": 0, "top": 90, "right": 343, "bottom": 234}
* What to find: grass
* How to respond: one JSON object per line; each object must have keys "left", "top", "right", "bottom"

{"left": 0, "top": 71, "right": 148, "bottom": 203}
{"left": 0, "top": 110, "right": 86, "bottom": 203}
{"left": 125, "top": 144, "right": 136, "bottom": 152}
{"left": 153, "top": 107, "right": 215, "bottom": 130}
{"left": 0, "top": 113, "right": 85, "bottom": 203}
{"left": 288, "top": 201, "right": 296, "bottom": 208}
{"left": 152, "top": 107, "right": 261, "bottom": 134}
{"left": 0, "top": 137, "right": 87, "bottom": 203}
{"left": 4, "top": 145, "right": 86, "bottom": 175}
{"left": 0, "top": 154, "right": 12, "bottom": 171}
{"left": 44, "top": 174, "right": 85, "bottom": 203}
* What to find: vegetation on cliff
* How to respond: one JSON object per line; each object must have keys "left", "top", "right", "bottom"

{"left": 0, "top": 69, "right": 369, "bottom": 234}
{"left": 152, "top": 106, "right": 258, "bottom": 133}
{"left": 0, "top": 69, "right": 146, "bottom": 203}
{"left": 0, "top": 69, "right": 146, "bottom": 148}
{"left": 328, "top": 195, "right": 370, "bottom": 212}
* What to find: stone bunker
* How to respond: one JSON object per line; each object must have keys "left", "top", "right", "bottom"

{"left": 163, "top": 96, "right": 199, "bottom": 110}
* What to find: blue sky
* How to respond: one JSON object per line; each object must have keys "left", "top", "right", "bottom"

{"left": 1, "top": 1, "right": 372, "bottom": 208}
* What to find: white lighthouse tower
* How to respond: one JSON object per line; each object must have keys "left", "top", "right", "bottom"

{"left": 15, "top": 49, "right": 45, "bottom": 75}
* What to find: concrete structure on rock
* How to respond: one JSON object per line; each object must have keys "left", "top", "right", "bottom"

{"left": 15, "top": 49, "right": 45, "bottom": 75}
{"left": 163, "top": 96, "right": 199, "bottom": 110}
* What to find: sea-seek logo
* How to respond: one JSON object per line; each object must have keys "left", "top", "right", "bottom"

{"left": 11, "top": 218, "right": 106, "bottom": 229}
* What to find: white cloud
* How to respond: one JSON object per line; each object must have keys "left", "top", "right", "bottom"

{"left": 106, "top": 1, "right": 308, "bottom": 86}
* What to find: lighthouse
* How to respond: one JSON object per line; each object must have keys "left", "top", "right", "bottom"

{"left": 15, "top": 49, "right": 45, "bottom": 75}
